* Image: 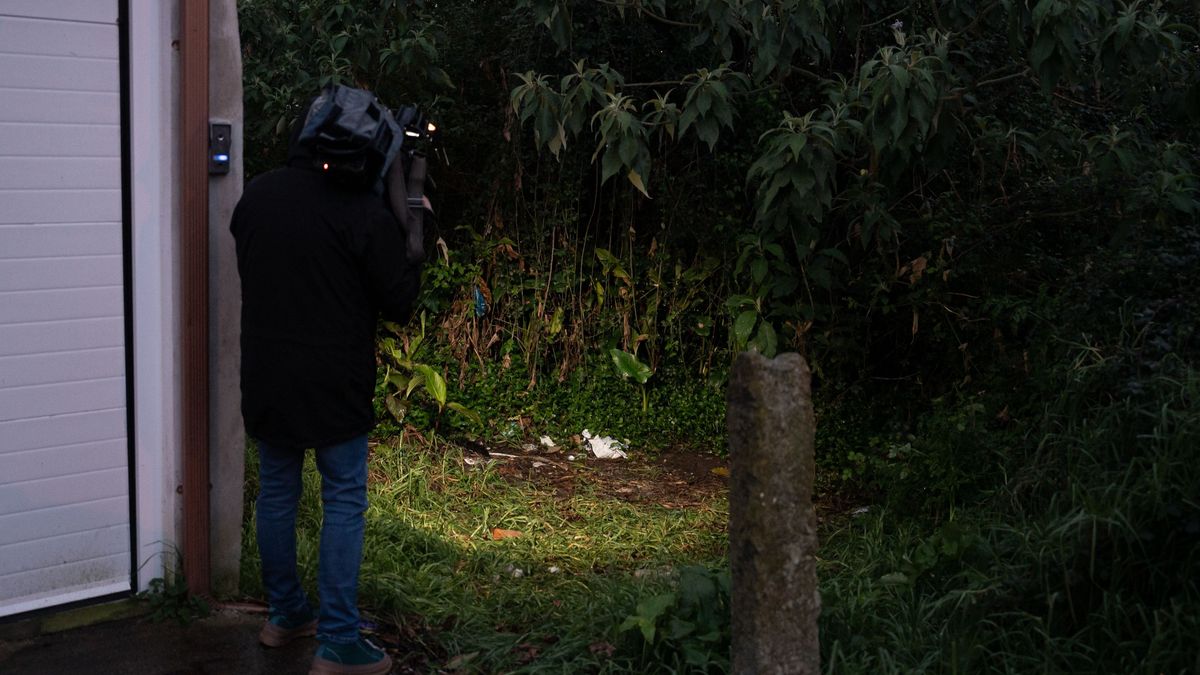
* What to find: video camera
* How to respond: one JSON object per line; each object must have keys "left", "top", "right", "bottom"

{"left": 297, "top": 85, "right": 436, "bottom": 192}
{"left": 297, "top": 85, "right": 436, "bottom": 263}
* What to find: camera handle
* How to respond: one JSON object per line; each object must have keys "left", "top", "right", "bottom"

{"left": 385, "top": 153, "right": 427, "bottom": 264}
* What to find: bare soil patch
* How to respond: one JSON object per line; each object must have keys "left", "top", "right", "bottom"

{"left": 450, "top": 437, "right": 729, "bottom": 509}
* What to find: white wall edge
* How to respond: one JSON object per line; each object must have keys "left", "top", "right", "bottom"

{"left": 130, "top": 0, "right": 181, "bottom": 592}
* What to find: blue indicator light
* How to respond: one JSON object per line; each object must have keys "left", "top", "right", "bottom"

{"left": 214, "top": 153, "right": 229, "bottom": 162}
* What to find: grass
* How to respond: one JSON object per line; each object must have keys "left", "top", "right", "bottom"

{"left": 238, "top": 352, "right": 1200, "bottom": 673}
{"left": 817, "top": 362, "right": 1200, "bottom": 674}
{"left": 240, "top": 436, "right": 728, "bottom": 672}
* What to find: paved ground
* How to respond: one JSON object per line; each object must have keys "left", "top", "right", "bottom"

{"left": 0, "top": 608, "right": 315, "bottom": 675}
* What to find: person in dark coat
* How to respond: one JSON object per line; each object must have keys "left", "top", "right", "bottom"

{"left": 230, "top": 113, "right": 420, "bottom": 675}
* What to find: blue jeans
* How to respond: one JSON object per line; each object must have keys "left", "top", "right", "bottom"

{"left": 256, "top": 434, "right": 368, "bottom": 645}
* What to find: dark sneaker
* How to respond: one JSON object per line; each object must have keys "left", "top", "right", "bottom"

{"left": 309, "top": 637, "right": 393, "bottom": 675}
{"left": 258, "top": 605, "right": 318, "bottom": 647}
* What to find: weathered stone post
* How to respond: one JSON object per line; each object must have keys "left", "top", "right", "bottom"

{"left": 727, "top": 351, "right": 819, "bottom": 675}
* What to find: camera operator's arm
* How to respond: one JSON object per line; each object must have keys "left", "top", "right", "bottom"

{"left": 365, "top": 206, "right": 422, "bottom": 324}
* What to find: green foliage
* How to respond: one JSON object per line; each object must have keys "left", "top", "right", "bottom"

{"left": 377, "top": 314, "right": 480, "bottom": 430}
{"left": 236, "top": 5, "right": 1200, "bottom": 669}
{"left": 456, "top": 353, "right": 726, "bottom": 454}
{"left": 610, "top": 347, "right": 654, "bottom": 413}
{"left": 498, "top": 0, "right": 1199, "bottom": 387}
{"left": 137, "top": 577, "right": 211, "bottom": 626}
{"left": 618, "top": 566, "right": 731, "bottom": 673}
{"left": 239, "top": 0, "right": 452, "bottom": 175}
{"left": 240, "top": 440, "right": 729, "bottom": 672}
{"left": 819, "top": 358, "right": 1200, "bottom": 674}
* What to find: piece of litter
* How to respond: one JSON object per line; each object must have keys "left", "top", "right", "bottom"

{"left": 547, "top": 566, "right": 560, "bottom": 574}
{"left": 567, "top": 454, "right": 576, "bottom": 461}
{"left": 851, "top": 506, "right": 870, "bottom": 516}
{"left": 503, "top": 564, "right": 524, "bottom": 578}
{"left": 532, "top": 461, "right": 547, "bottom": 468}
{"left": 539, "top": 435, "right": 555, "bottom": 447}
{"left": 491, "top": 527, "right": 523, "bottom": 540}
{"left": 463, "top": 456, "right": 484, "bottom": 466}
{"left": 581, "top": 429, "right": 628, "bottom": 459}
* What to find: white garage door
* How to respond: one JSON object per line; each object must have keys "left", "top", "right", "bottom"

{"left": 0, "top": 1, "right": 132, "bottom": 617}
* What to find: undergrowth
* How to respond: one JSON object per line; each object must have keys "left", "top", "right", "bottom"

{"left": 819, "top": 358, "right": 1200, "bottom": 673}
{"left": 241, "top": 437, "right": 729, "bottom": 672}
{"left": 240, "top": 357, "right": 1199, "bottom": 673}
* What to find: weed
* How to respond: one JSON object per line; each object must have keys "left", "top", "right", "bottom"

{"left": 138, "top": 577, "right": 211, "bottom": 626}
{"left": 618, "top": 565, "right": 731, "bottom": 673}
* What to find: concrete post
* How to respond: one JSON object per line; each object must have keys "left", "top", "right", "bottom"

{"left": 207, "top": 0, "right": 244, "bottom": 597}
{"left": 726, "top": 351, "right": 820, "bottom": 675}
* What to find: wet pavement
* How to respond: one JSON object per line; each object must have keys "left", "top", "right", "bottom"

{"left": 0, "top": 607, "right": 315, "bottom": 674}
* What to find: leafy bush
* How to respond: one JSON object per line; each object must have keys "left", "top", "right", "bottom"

{"left": 819, "top": 350, "right": 1200, "bottom": 673}
{"left": 618, "top": 566, "right": 732, "bottom": 673}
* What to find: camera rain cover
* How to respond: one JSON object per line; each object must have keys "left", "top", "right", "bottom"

{"left": 298, "top": 85, "right": 403, "bottom": 188}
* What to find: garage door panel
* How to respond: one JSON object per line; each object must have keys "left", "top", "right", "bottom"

{"left": 0, "top": 555, "right": 128, "bottom": 609}
{"left": 0, "top": 2, "right": 118, "bottom": 24}
{"left": 0, "top": 15, "right": 118, "bottom": 59}
{"left": 0, "top": 54, "right": 117, "bottom": 93}
{"left": 0, "top": 256, "right": 122, "bottom": 292}
{"left": 0, "top": 223, "right": 123, "bottom": 258}
{"left": 0, "top": 192, "right": 121, "bottom": 224}
{"left": 0, "top": 496, "right": 127, "bottom": 545}
{"left": 0, "top": 347, "right": 125, "bottom": 388}
{"left": 0, "top": 376, "right": 126, "bottom": 423}
{"left": 0, "top": 158, "right": 121, "bottom": 190}
{"left": 0, "top": 439, "right": 126, "bottom": 485}
{"left": 0, "top": 468, "right": 127, "bottom": 521}
{"left": 0, "top": 124, "right": 119, "bottom": 158}
{"left": 0, "top": 91, "right": 119, "bottom": 124}
{"left": 0, "top": 408, "right": 126, "bottom": 454}
{"left": 0, "top": 0, "right": 130, "bottom": 618}
{"left": 0, "top": 287, "right": 122, "bottom": 324}
{"left": 0, "top": 317, "right": 123, "bottom": 357}
{"left": 0, "top": 523, "right": 129, "bottom": 577}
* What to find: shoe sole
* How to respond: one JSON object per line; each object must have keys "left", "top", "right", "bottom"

{"left": 308, "top": 652, "right": 393, "bottom": 675}
{"left": 259, "top": 619, "right": 318, "bottom": 647}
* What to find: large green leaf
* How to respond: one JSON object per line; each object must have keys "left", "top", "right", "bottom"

{"left": 609, "top": 348, "right": 653, "bottom": 384}
{"left": 413, "top": 364, "right": 447, "bottom": 407}
{"left": 446, "top": 401, "right": 482, "bottom": 426}
{"left": 733, "top": 310, "right": 757, "bottom": 346}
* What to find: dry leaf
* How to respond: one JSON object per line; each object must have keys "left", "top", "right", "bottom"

{"left": 909, "top": 255, "right": 928, "bottom": 284}
{"left": 491, "top": 528, "right": 523, "bottom": 541}
{"left": 710, "top": 466, "right": 730, "bottom": 477}
{"left": 589, "top": 642, "right": 617, "bottom": 657}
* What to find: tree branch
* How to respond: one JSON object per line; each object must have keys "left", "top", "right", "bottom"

{"left": 976, "top": 67, "right": 1032, "bottom": 88}
{"left": 596, "top": 0, "right": 701, "bottom": 28}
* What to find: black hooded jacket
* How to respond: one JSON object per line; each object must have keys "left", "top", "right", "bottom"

{"left": 230, "top": 144, "right": 420, "bottom": 449}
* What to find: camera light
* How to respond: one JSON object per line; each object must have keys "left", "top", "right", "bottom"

{"left": 213, "top": 153, "right": 229, "bottom": 162}
{"left": 322, "top": 162, "right": 330, "bottom": 170}
{"left": 426, "top": 122, "right": 437, "bottom": 133}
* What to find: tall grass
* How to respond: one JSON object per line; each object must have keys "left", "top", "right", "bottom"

{"left": 241, "top": 437, "right": 728, "bottom": 672}
{"left": 819, "top": 360, "right": 1200, "bottom": 674}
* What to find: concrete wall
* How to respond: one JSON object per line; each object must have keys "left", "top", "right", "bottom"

{"left": 207, "top": 0, "right": 244, "bottom": 597}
